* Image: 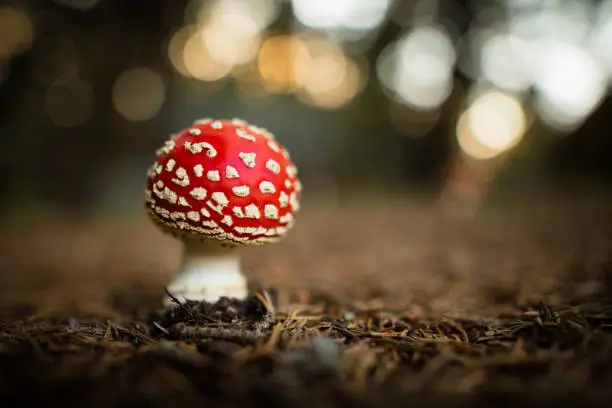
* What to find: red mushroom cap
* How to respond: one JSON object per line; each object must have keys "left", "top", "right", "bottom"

{"left": 145, "top": 118, "right": 301, "bottom": 246}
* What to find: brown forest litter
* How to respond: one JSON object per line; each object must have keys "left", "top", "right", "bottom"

{"left": 1, "top": 194, "right": 612, "bottom": 406}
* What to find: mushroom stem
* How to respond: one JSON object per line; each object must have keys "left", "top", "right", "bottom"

{"left": 164, "top": 239, "right": 247, "bottom": 305}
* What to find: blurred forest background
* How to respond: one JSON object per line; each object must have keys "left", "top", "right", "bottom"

{"left": 1, "top": 0, "right": 612, "bottom": 218}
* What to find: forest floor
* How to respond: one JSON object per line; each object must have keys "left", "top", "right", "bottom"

{"left": 1, "top": 191, "right": 611, "bottom": 407}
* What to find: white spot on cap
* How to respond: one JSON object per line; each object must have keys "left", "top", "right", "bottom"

{"left": 249, "top": 125, "right": 274, "bottom": 139}
{"left": 155, "top": 207, "right": 170, "bottom": 218}
{"left": 188, "top": 128, "right": 202, "bottom": 136}
{"left": 156, "top": 140, "right": 175, "bottom": 155}
{"left": 267, "top": 140, "right": 280, "bottom": 153}
{"left": 279, "top": 191, "right": 289, "bottom": 207}
{"left": 189, "top": 187, "right": 207, "bottom": 200}
{"left": 232, "top": 206, "right": 245, "bottom": 218}
{"left": 184, "top": 141, "right": 217, "bottom": 157}
{"left": 170, "top": 212, "right": 186, "bottom": 221}
{"left": 280, "top": 213, "right": 293, "bottom": 224}
{"left": 265, "top": 159, "right": 280, "bottom": 174}
{"left": 260, "top": 126, "right": 274, "bottom": 138}
{"left": 152, "top": 186, "right": 163, "bottom": 200}
{"left": 294, "top": 180, "right": 302, "bottom": 192}
{"left": 172, "top": 167, "right": 190, "bottom": 187}
{"left": 200, "top": 207, "right": 210, "bottom": 217}
{"left": 282, "top": 148, "right": 291, "bottom": 159}
{"left": 162, "top": 187, "right": 178, "bottom": 204}
{"left": 165, "top": 159, "right": 176, "bottom": 172}
{"left": 187, "top": 211, "right": 200, "bottom": 222}
{"left": 178, "top": 196, "right": 190, "bottom": 207}
{"left": 226, "top": 165, "right": 240, "bottom": 179}
{"left": 264, "top": 204, "right": 279, "bottom": 219}
{"left": 211, "top": 120, "right": 223, "bottom": 129}
{"left": 234, "top": 226, "right": 266, "bottom": 236}
{"left": 236, "top": 128, "right": 256, "bottom": 142}
{"left": 238, "top": 152, "right": 256, "bottom": 168}
{"left": 206, "top": 200, "right": 224, "bottom": 215}
{"left": 154, "top": 163, "right": 163, "bottom": 175}
{"left": 259, "top": 181, "right": 276, "bottom": 194}
{"left": 221, "top": 215, "right": 233, "bottom": 226}
{"left": 232, "top": 118, "right": 247, "bottom": 126}
{"left": 244, "top": 204, "right": 260, "bottom": 219}
{"left": 212, "top": 191, "right": 229, "bottom": 206}
{"left": 286, "top": 165, "right": 297, "bottom": 178}
{"left": 257, "top": 127, "right": 274, "bottom": 139}
{"left": 207, "top": 170, "right": 220, "bottom": 181}
{"left": 232, "top": 185, "right": 250, "bottom": 197}
{"left": 194, "top": 118, "right": 212, "bottom": 125}
{"left": 284, "top": 179, "right": 292, "bottom": 189}
{"left": 193, "top": 164, "right": 203, "bottom": 177}
{"left": 202, "top": 220, "right": 218, "bottom": 228}
{"left": 290, "top": 192, "right": 299, "bottom": 212}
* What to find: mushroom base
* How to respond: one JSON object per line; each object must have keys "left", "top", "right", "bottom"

{"left": 163, "top": 239, "right": 247, "bottom": 306}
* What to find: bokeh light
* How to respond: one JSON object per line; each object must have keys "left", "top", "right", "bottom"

{"left": 457, "top": 90, "right": 526, "bottom": 160}
{"left": 170, "top": 0, "right": 282, "bottom": 82}
{"left": 45, "top": 77, "right": 96, "bottom": 127}
{"left": 167, "top": 25, "right": 195, "bottom": 77}
{"left": 533, "top": 42, "right": 606, "bottom": 131}
{"left": 183, "top": 29, "right": 233, "bottom": 81}
{"left": 197, "top": 0, "right": 270, "bottom": 68}
{"left": 480, "top": 33, "right": 530, "bottom": 92}
{"left": 291, "top": 0, "right": 393, "bottom": 42}
{"left": 197, "top": 0, "right": 281, "bottom": 34}
{"left": 255, "top": 33, "right": 365, "bottom": 108}
{"left": 257, "top": 35, "right": 308, "bottom": 94}
{"left": 377, "top": 24, "right": 456, "bottom": 111}
{"left": 454, "top": 2, "right": 609, "bottom": 134}
{"left": 112, "top": 67, "right": 166, "bottom": 122}
{"left": 0, "top": 6, "right": 34, "bottom": 59}
{"left": 295, "top": 35, "right": 365, "bottom": 109}
{"left": 587, "top": 0, "right": 612, "bottom": 86}
{"left": 507, "top": 1, "right": 592, "bottom": 47}
{"left": 199, "top": 20, "right": 261, "bottom": 68}
{"left": 298, "top": 53, "right": 363, "bottom": 110}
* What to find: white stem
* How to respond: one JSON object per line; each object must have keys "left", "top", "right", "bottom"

{"left": 163, "top": 239, "right": 247, "bottom": 306}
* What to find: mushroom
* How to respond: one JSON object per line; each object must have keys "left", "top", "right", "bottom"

{"left": 145, "top": 118, "right": 301, "bottom": 306}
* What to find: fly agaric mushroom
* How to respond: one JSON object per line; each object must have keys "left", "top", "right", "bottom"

{"left": 145, "top": 118, "right": 301, "bottom": 306}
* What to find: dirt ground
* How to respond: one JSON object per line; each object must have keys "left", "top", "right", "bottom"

{"left": 0, "top": 190, "right": 612, "bottom": 406}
